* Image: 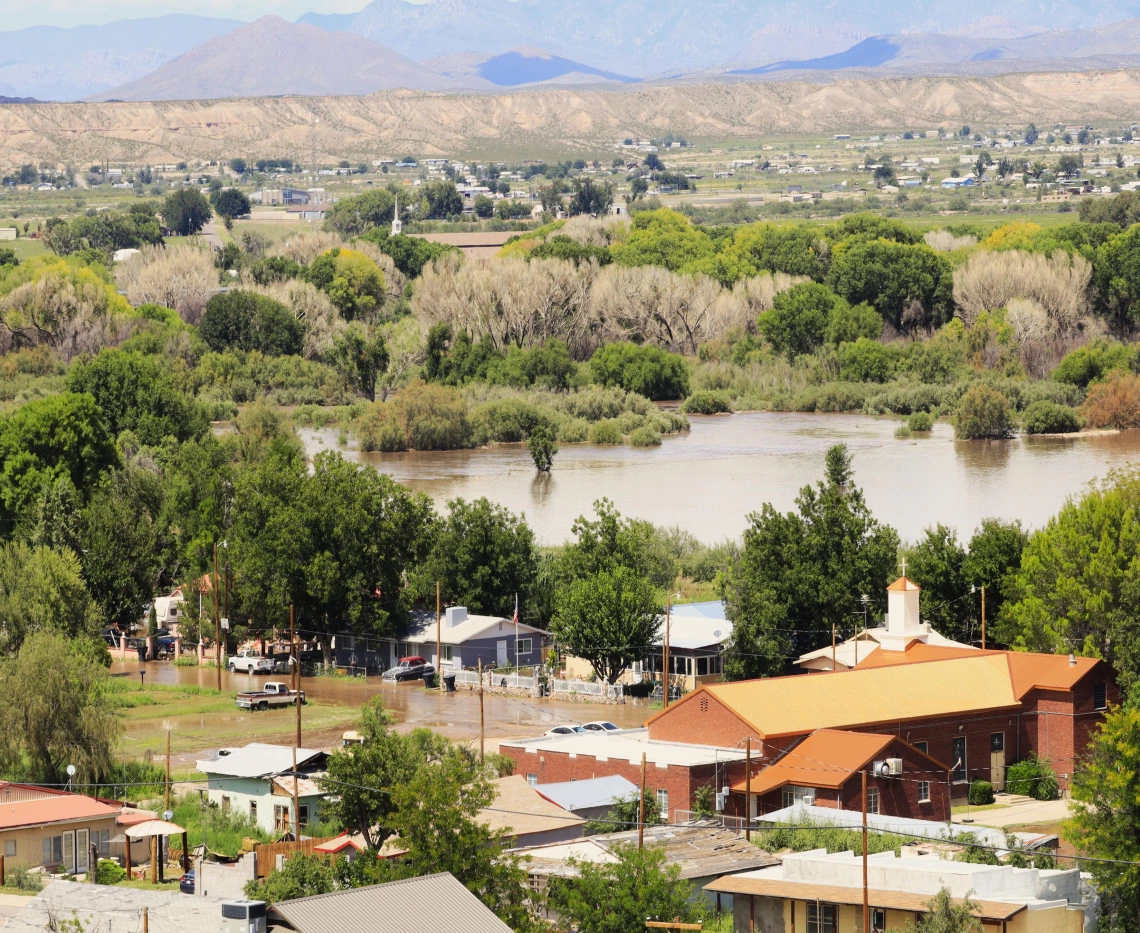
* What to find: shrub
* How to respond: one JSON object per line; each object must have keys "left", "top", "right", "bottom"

{"left": 5, "top": 861, "right": 41, "bottom": 891}
{"left": 968, "top": 780, "right": 995, "bottom": 806}
{"left": 589, "top": 419, "right": 624, "bottom": 445}
{"left": 558, "top": 417, "right": 589, "bottom": 442}
{"left": 894, "top": 424, "right": 911, "bottom": 438}
{"left": 955, "top": 385, "right": 1014, "bottom": 439}
{"left": 907, "top": 410, "right": 934, "bottom": 432}
{"left": 839, "top": 337, "right": 896, "bottom": 383}
{"left": 629, "top": 426, "right": 662, "bottom": 447}
{"left": 1053, "top": 340, "right": 1133, "bottom": 388}
{"left": 589, "top": 342, "right": 690, "bottom": 400}
{"left": 356, "top": 381, "right": 471, "bottom": 451}
{"left": 681, "top": 390, "right": 732, "bottom": 414}
{"left": 1022, "top": 400, "right": 1081, "bottom": 435}
{"left": 95, "top": 858, "right": 126, "bottom": 885}
{"left": 1004, "top": 754, "right": 1059, "bottom": 800}
{"left": 198, "top": 291, "right": 304, "bottom": 357}
{"left": 1081, "top": 372, "right": 1140, "bottom": 429}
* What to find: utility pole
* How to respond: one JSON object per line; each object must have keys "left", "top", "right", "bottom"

{"left": 291, "top": 747, "right": 300, "bottom": 840}
{"left": 478, "top": 658, "right": 485, "bottom": 766}
{"left": 663, "top": 593, "right": 673, "bottom": 709}
{"left": 165, "top": 731, "right": 171, "bottom": 813}
{"left": 292, "top": 605, "right": 301, "bottom": 749}
{"left": 436, "top": 582, "right": 442, "bottom": 690}
{"left": 213, "top": 544, "right": 221, "bottom": 691}
{"left": 831, "top": 624, "right": 836, "bottom": 671}
{"left": 862, "top": 769, "right": 869, "bottom": 933}
{"left": 638, "top": 752, "right": 647, "bottom": 850}
{"left": 745, "top": 737, "right": 752, "bottom": 842}
{"left": 981, "top": 586, "right": 986, "bottom": 650}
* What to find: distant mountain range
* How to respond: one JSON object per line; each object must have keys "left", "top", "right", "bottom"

{"left": 5, "top": 1, "right": 1140, "bottom": 102}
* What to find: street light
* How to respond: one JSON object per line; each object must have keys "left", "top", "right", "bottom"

{"left": 66, "top": 764, "right": 76, "bottom": 792}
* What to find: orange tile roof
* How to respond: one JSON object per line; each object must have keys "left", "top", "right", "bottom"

{"left": 732, "top": 730, "right": 895, "bottom": 794}
{"left": 854, "top": 643, "right": 1103, "bottom": 699}
{"left": 654, "top": 653, "right": 1020, "bottom": 739}
{"left": 0, "top": 794, "right": 121, "bottom": 831}
{"left": 886, "top": 576, "right": 920, "bottom": 591}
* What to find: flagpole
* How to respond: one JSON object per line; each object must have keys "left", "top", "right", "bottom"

{"left": 514, "top": 593, "right": 519, "bottom": 676}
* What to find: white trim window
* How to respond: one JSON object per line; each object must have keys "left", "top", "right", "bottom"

{"left": 517, "top": 638, "right": 533, "bottom": 655}
{"left": 656, "top": 788, "right": 668, "bottom": 816}
{"left": 781, "top": 785, "right": 816, "bottom": 809}
{"left": 918, "top": 781, "right": 931, "bottom": 804}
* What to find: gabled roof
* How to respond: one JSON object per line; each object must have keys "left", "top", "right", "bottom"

{"left": 267, "top": 873, "right": 514, "bottom": 933}
{"left": 854, "top": 644, "right": 1104, "bottom": 699}
{"left": 479, "top": 776, "right": 584, "bottom": 838}
{"left": 887, "top": 576, "right": 920, "bottom": 591}
{"left": 651, "top": 654, "right": 1021, "bottom": 740}
{"left": 196, "top": 743, "right": 326, "bottom": 779}
{"left": 404, "top": 611, "right": 546, "bottom": 646}
{"left": 733, "top": 730, "right": 895, "bottom": 794}
{"left": 534, "top": 775, "right": 639, "bottom": 813}
{"left": 0, "top": 793, "right": 121, "bottom": 831}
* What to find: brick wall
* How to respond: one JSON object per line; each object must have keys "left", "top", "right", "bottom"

{"left": 647, "top": 690, "right": 771, "bottom": 755}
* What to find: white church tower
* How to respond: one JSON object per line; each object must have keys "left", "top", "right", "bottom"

{"left": 391, "top": 196, "right": 402, "bottom": 236}
{"left": 878, "top": 575, "right": 934, "bottom": 652}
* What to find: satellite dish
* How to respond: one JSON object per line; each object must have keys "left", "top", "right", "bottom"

{"left": 66, "top": 765, "right": 76, "bottom": 777}
{"left": 713, "top": 630, "right": 722, "bottom": 638}
{"left": 162, "top": 810, "right": 174, "bottom": 822}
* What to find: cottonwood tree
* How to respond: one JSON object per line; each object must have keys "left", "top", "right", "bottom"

{"left": 327, "top": 323, "right": 388, "bottom": 401}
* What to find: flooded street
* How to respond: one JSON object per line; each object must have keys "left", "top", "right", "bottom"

{"left": 112, "top": 660, "right": 652, "bottom": 762}
{"left": 300, "top": 412, "right": 1140, "bottom": 544}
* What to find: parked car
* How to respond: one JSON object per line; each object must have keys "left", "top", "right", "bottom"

{"left": 235, "top": 681, "right": 306, "bottom": 711}
{"left": 581, "top": 721, "right": 620, "bottom": 732}
{"left": 545, "top": 725, "right": 584, "bottom": 736}
{"left": 179, "top": 868, "right": 195, "bottom": 895}
{"left": 382, "top": 656, "right": 435, "bottom": 682}
{"left": 229, "top": 649, "right": 274, "bottom": 674}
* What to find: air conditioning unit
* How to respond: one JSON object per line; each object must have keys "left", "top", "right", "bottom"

{"left": 872, "top": 758, "right": 904, "bottom": 778}
{"left": 715, "top": 792, "right": 726, "bottom": 811}
{"left": 802, "top": 793, "right": 816, "bottom": 806}
{"left": 222, "top": 900, "right": 267, "bottom": 933}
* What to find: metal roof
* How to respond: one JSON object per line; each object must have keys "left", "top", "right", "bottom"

{"left": 653, "top": 654, "right": 1020, "bottom": 739}
{"left": 479, "top": 776, "right": 585, "bottom": 837}
{"left": 669, "top": 601, "right": 727, "bottom": 620}
{"left": 403, "top": 610, "right": 547, "bottom": 646}
{"left": 534, "top": 775, "right": 639, "bottom": 812}
{"left": 196, "top": 743, "right": 326, "bottom": 778}
{"left": 267, "top": 872, "right": 514, "bottom": 933}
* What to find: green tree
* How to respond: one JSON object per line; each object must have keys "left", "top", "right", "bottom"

{"left": 0, "top": 542, "right": 101, "bottom": 654}
{"left": 556, "top": 498, "right": 675, "bottom": 590}
{"left": 828, "top": 239, "right": 952, "bottom": 331}
{"left": 962, "top": 518, "right": 1026, "bottom": 625}
{"left": 552, "top": 566, "right": 660, "bottom": 684}
{"left": 228, "top": 158, "right": 247, "bottom": 175}
{"left": 826, "top": 300, "right": 883, "bottom": 346}
{"left": 0, "top": 393, "right": 119, "bottom": 535}
{"left": 905, "top": 524, "right": 970, "bottom": 642}
{"left": 418, "top": 497, "right": 538, "bottom": 617}
{"left": 904, "top": 888, "right": 983, "bottom": 933}
{"left": 583, "top": 790, "right": 661, "bottom": 835}
{"left": 567, "top": 178, "right": 614, "bottom": 216}
{"left": 838, "top": 337, "right": 896, "bottom": 383}
{"left": 610, "top": 209, "right": 714, "bottom": 273}
{"left": 720, "top": 444, "right": 900, "bottom": 678}
{"left": 325, "top": 189, "right": 396, "bottom": 237}
{"left": 422, "top": 181, "right": 464, "bottom": 220}
{"left": 547, "top": 842, "right": 703, "bottom": 933}
{"left": 955, "top": 385, "right": 1014, "bottom": 440}
{"left": 244, "top": 853, "right": 334, "bottom": 903}
{"left": 198, "top": 290, "right": 304, "bottom": 356}
{"left": 1065, "top": 707, "right": 1140, "bottom": 933}
{"left": 327, "top": 323, "right": 388, "bottom": 402}
{"left": 210, "top": 188, "right": 251, "bottom": 221}
{"left": 757, "top": 282, "right": 839, "bottom": 359}
{"left": 996, "top": 469, "right": 1140, "bottom": 689}
{"left": 231, "top": 448, "right": 434, "bottom": 659}
{"left": 161, "top": 188, "right": 212, "bottom": 236}
{"left": 528, "top": 423, "right": 557, "bottom": 472}
{"left": 0, "top": 631, "right": 120, "bottom": 783}
{"left": 66, "top": 349, "right": 206, "bottom": 445}
{"left": 589, "top": 342, "right": 690, "bottom": 400}
{"left": 473, "top": 194, "right": 494, "bottom": 218}
{"left": 318, "top": 698, "right": 449, "bottom": 849}
{"left": 1095, "top": 225, "right": 1140, "bottom": 327}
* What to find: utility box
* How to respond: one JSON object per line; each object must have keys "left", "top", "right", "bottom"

{"left": 221, "top": 900, "right": 267, "bottom": 933}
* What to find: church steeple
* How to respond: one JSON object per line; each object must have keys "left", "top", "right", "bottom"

{"left": 391, "top": 196, "right": 402, "bottom": 236}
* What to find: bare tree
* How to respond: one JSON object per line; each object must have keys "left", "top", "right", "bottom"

{"left": 115, "top": 243, "right": 217, "bottom": 324}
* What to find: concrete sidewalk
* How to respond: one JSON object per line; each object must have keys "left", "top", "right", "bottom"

{"left": 964, "top": 796, "right": 1071, "bottom": 828}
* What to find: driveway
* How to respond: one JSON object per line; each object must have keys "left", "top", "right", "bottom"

{"left": 965, "top": 796, "right": 1071, "bottom": 828}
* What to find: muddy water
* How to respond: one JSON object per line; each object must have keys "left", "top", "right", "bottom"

{"left": 114, "top": 661, "right": 652, "bottom": 761}
{"left": 300, "top": 413, "right": 1140, "bottom": 545}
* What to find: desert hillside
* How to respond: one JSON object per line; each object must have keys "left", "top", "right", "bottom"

{"left": 4, "top": 70, "right": 1140, "bottom": 164}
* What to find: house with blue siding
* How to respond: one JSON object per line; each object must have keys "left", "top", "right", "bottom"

{"left": 196, "top": 744, "right": 328, "bottom": 836}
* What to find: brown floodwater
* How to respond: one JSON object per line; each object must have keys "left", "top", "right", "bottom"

{"left": 113, "top": 661, "right": 652, "bottom": 762}
{"left": 299, "top": 413, "right": 1140, "bottom": 545}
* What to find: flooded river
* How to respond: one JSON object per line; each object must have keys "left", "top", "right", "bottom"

{"left": 300, "top": 413, "right": 1140, "bottom": 545}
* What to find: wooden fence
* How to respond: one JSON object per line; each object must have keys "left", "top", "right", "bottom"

{"left": 253, "top": 836, "right": 338, "bottom": 878}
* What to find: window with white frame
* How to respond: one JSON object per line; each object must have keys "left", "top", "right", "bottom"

{"left": 274, "top": 805, "right": 290, "bottom": 832}
{"left": 918, "top": 781, "right": 931, "bottom": 803}
{"left": 517, "top": 638, "right": 532, "bottom": 655}
{"left": 867, "top": 787, "right": 879, "bottom": 814}
{"left": 781, "top": 785, "right": 816, "bottom": 809}
{"left": 656, "top": 788, "right": 669, "bottom": 816}
{"left": 527, "top": 774, "right": 538, "bottom": 787}
{"left": 441, "top": 645, "right": 453, "bottom": 662}
{"left": 806, "top": 902, "right": 837, "bottom": 933}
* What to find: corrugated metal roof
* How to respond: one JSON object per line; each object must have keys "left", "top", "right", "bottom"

{"left": 268, "top": 872, "right": 514, "bottom": 933}
{"left": 0, "top": 794, "right": 121, "bottom": 830}
{"left": 501, "top": 728, "right": 748, "bottom": 767}
{"left": 534, "top": 775, "right": 639, "bottom": 813}
{"left": 668, "top": 654, "right": 1020, "bottom": 739}
{"left": 196, "top": 743, "right": 326, "bottom": 778}
{"left": 669, "top": 601, "right": 727, "bottom": 620}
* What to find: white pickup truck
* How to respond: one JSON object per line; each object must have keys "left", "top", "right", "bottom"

{"left": 235, "top": 681, "right": 306, "bottom": 711}
{"left": 228, "top": 650, "right": 274, "bottom": 674}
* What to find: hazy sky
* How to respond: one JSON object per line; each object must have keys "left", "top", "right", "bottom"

{"left": 2, "top": 0, "right": 375, "bottom": 31}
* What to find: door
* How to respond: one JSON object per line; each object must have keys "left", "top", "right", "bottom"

{"left": 951, "top": 736, "right": 967, "bottom": 785}
{"left": 496, "top": 640, "right": 508, "bottom": 665}
{"left": 76, "top": 829, "right": 89, "bottom": 875}
{"left": 62, "top": 831, "right": 75, "bottom": 875}
{"left": 990, "top": 732, "right": 1006, "bottom": 791}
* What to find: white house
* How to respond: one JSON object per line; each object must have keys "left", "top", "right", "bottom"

{"left": 196, "top": 743, "right": 329, "bottom": 836}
